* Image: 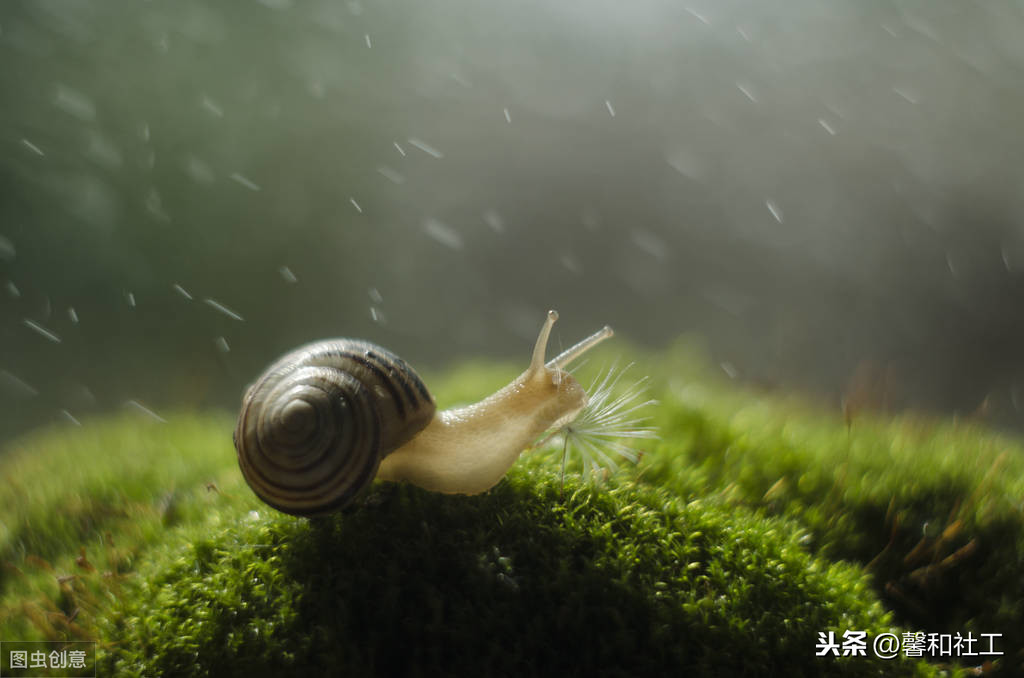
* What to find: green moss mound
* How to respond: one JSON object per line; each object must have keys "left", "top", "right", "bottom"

{"left": 1, "top": 346, "right": 1021, "bottom": 676}
{"left": 99, "top": 473, "right": 929, "bottom": 677}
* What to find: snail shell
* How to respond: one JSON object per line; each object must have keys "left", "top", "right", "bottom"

{"left": 234, "top": 340, "right": 435, "bottom": 516}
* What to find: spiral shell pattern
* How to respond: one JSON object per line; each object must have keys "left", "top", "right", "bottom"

{"left": 234, "top": 340, "right": 436, "bottom": 516}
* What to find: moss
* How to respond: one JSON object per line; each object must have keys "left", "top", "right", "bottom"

{"left": 97, "top": 476, "right": 932, "bottom": 677}
{"left": 2, "top": 344, "right": 1020, "bottom": 676}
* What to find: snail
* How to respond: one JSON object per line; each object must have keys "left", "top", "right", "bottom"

{"left": 234, "top": 310, "right": 614, "bottom": 516}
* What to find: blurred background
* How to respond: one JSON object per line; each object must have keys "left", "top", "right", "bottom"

{"left": 2, "top": 0, "right": 1023, "bottom": 444}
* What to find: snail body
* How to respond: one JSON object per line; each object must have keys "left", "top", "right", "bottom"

{"left": 234, "top": 310, "right": 612, "bottom": 516}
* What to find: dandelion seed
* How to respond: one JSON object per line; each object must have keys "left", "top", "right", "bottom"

{"left": 203, "top": 298, "right": 245, "bottom": 321}
{"left": 125, "top": 399, "right": 167, "bottom": 423}
{"left": 407, "top": 138, "right": 444, "bottom": 158}
{"left": 546, "top": 364, "right": 658, "bottom": 487}
{"left": 279, "top": 266, "right": 298, "bottom": 283}
{"left": 350, "top": 197, "right": 363, "bottom": 213}
{"left": 21, "top": 139, "right": 44, "bottom": 156}
{"left": 230, "top": 173, "right": 261, "bottom": 191}
{"left": 172, "top": 283, "right": 193, "bottom": 300}
{"left": 23, "top": 319, "right": 61, "bottom": 343}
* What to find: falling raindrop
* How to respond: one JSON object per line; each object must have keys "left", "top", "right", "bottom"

{"left": 172, "top": 283, "right": 193, "bottom": 300}
{"left": 230, "top": 173, "right": 261, "bottom": 191}
{"left": 350, "top": 197, "right": 363, "bottom": 213}
{"left": 407, "top": 138, "right": 444, "bottom": 158}
{"left": 23, "top": 319, "right": 61, "bottom": 343}
{"left": 631, "top": 230, "right": 669, "bottom": 260}
{"left": 0, "top": 370, "right": 38, "bottom": 399}
{"left": 125, "top": 400, "right": 167, "bottom": 423}
{"left": 68, "top": 307, "right": 79, "bottom": 323}
{"left": 605, "top": 100, "right": 616, "bottom": 117}
{"left": 215, "top": 336, "right": 230, "bottom": 353}
{"left": 182, "top": 155, "right": 215, "bottom": 185}
{"left": 560, "top": 254, "right": 583, "bottom": 275}
{"left": 200, "top": 95, "right": 225, "bottom": 117}
{"left": 368, "top": 287, "right": 383, "bottom": 303}
{"left": 377, "top": 166, "right": 405, "bottom": 185}
{"left": 279, "top": 266, "right": 298, "bottom": 283}
{"left": 686, "top": 7, "right": 710, "bottom": 24}
{"left": 0, "top": 235, "right": 14, "bottom": 261}
{"left": 893, "top": 87, "right": 918, "bottom": 104}
{"left": 482, "top": 209, "right": 504, "bottom": 232}
{"left": 423, "top": 218, "right": 463, "bottom": 250}
{"left": 52, "top": 83, "right": 96, "bottom": 121}
{"left": 203, "top": 298, "right": 245, "bottom": 321}
{"left": 21, "top": 139, "right": 44, "bottom": 156}
{"left": 766, "top": 200, "right": 784, "bottom": 223}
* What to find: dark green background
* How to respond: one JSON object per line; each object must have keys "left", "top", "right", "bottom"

{"left": 2, "top": 0, "right": 1024, "bottom": 443}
